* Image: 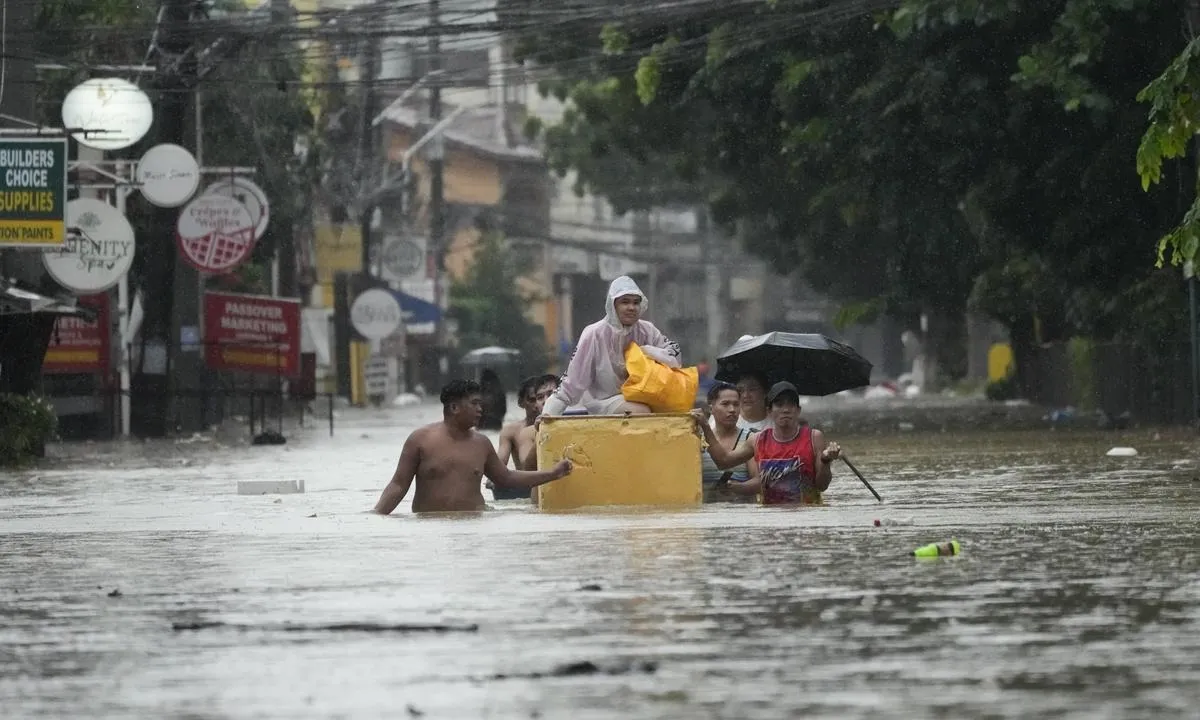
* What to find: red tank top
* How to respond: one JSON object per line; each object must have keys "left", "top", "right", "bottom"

{"left": 755, "top": 425, "right": 821, "bottom": 505}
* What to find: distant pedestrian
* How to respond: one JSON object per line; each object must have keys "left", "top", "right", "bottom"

{"left": 478, "top": 368, "right": 506, "bottom": 430}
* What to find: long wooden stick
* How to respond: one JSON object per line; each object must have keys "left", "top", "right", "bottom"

{"left": 841, "top": 456, "right": 882, "bottom": 502}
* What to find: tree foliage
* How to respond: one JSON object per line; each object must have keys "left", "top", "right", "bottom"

{"left": 449, "top": 233, "right": 549, "bottom": 367}
{"left": 503, "top": 0, "right": 1194, "bottom": 378}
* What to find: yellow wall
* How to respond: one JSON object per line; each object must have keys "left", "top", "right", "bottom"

{"left": 386, "top": 130, "right": 502, "bottom": 207}
{"left": 313, "top": 223, "right": 362, "bottom": 308}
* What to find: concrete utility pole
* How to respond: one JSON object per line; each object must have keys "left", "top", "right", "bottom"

{"left": 701, "top": 208, "right": 728, "bottom": 364}
{"left": 271, "top": 0, "right": 298, "bottom": 299}
{"left": 157, "top": 0, "right": 203, "bottom": 436}
{"left": 428, "top": 0, "right": 446, "bottom": 387}
{"left": 358, "top": 23, "right": 378, "bottom": 273}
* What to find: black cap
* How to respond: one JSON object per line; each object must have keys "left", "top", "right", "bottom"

{"left": 766, "top": 381, "right": 800, "bottom": 405}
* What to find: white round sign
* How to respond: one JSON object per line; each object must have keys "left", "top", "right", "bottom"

{"left": 61, "top": 78, "right": 154, "bottom": 151}
{"left": 382, "top": 236, "right": 425, "bottom": 279}
{"left": 175, "top": 194, "right": 257, "bottom": 274}
{"left": 351, "top": 288, "right": 403, "bottom": 340}
{"left": 203, "top": 177, "right": 270, "bottom": 240}
{"left": 43, "top": 198, "right": 136, "bottom": 293}
{"left": 138, "top": 143, "right": 200, "bottom": 207}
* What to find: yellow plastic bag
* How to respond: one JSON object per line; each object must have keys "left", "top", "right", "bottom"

{"left": 621, "top": 342, "right": 699, "bottom": 413}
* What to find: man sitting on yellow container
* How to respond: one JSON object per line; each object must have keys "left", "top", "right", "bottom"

{"left": 540, "top": 275, "right": 682, "bottom": 418}
{"left": 692, "top": 381, "right": 841, "bottom": 505}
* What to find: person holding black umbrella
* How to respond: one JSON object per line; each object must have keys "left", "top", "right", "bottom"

{"left": 691, "top": 381, "right": 841, "bottom": 505}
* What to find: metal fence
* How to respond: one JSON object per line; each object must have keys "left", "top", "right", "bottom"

{"left": 1020, "top": 340, "right": 1193, "bottom": 426}
{"left": 46, "top": 383, "right": 336, "bottom": 441}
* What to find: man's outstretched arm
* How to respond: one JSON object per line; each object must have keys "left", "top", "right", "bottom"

{"left": 373, "top": 433, "right": 421, "bottom": 514}
{"left": 484, "top": 442, "right": 571, "bottom": 489}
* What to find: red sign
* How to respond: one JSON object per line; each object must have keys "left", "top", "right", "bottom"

{"left": 43, "top": 294, "right": 110, "bottom": 374}
{"left": 203, "top": 291, "right": 301, "bottom": 377}
{"left": 176, "top": 195, "right": 257, "bottom": 274}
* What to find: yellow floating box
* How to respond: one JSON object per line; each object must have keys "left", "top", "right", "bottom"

{"left": 535, "top": 414, "right": 703, "bottom": 511}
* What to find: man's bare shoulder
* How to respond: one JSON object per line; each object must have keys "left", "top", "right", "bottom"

{"left": 470, "top": 429, "right": 497, "bottom": 447}
{"left": 407, "top": 422, "right": 445, "bottom": 444}
{"left": 498, "top": 420, "right": 525, "bottom": 440}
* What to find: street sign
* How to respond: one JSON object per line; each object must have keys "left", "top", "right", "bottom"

{"left": 203, "top": 177, "right": 270, "bottom": 240}
{"left": 138, "top": 143, "right": 200, "bottom": 208}
{"left": 61, "top": 78, "right": 154, "bottom": 151}
{"left": 43, "top": 198, "right": 136, "bottom": 293}
{"left": 0, "top": 138, "right": 67, "bottom": 248}
{"left": 203, "top": 291, "right": 301, "bottom": 377}
{"left": 365, "top": 355, "right": 390, "bottom": 397}
{"left": 381, "top": 235, "right": 426, "bottom": 280}
{"left": 43, "top": 294, "right": 111, "bottom": 375}
{"left": 176, "top": 194, "right": 256, "bottom": 273}
{"left": 350, "top": 288, "right": 403, "bottom": 340}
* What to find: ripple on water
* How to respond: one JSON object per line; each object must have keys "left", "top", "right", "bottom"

{"left": 1, "top": 423, "right": 1199, "bottom": 718}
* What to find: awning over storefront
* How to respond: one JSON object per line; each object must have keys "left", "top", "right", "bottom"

{"left": 0, "top": 280, "right": 98, "bottom": 321}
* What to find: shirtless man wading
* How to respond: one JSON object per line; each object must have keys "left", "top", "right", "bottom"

{"left": 372, "top": 380, "right": 574, "bottom": 514}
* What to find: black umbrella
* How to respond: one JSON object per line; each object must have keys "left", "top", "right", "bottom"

{"left": 714, "top": 332, "right": 873, "bottom": 396}
{"left": 716, "top": 331, "right": 882, "bottom": 502}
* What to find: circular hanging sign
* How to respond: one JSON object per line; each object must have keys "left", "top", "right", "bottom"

{"left": 137, "top": 143, "right": 200, "bottom": 207}
{"left": 43, "top": 198, "right": 136, "bottom": 293}
{"left": 176, "top": 194, "right": 256, "bottom": 274}
{"left": 203, "top": 177, "right": 270, "bottom": 240}
{"left": 382, "top": 236, "right": 425, "bottom": 279}
{"left": 61, "top": 78, "right": 154, "bottom": 151}
{"left": 351, "top": 288, "right": 403, "bottom": 340}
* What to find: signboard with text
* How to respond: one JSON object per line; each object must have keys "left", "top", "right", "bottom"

{"left": 0, "top": 138, "right": 67, "bottom": 247}
{"left": 43, "top": 294, "right": 110, "bottom": 374}
{"left": 203, "top": 291, "right": 301, "bottom": 377}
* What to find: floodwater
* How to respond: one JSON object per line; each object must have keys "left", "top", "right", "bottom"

{"left": 1, "top": 401, "right": 1199, "bottom": 719}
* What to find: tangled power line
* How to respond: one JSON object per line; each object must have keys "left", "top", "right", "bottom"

{"left": 15, "top": 0, "right": 900, "bottom": 92}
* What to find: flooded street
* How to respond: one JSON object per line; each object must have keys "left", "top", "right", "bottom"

{"left": 2, "top": 401, "right": 1199, "bottom": 719}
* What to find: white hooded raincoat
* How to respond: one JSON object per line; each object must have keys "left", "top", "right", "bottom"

{"left": 542, "top": 276, "right": 681, "bottom": 416}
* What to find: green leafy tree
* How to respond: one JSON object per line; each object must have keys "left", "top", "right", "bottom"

{"left": 449, "top": 233, "right": 549, "bottom": 368}
{"left": 507, "top": 0, "right": 1195, "bottom": 385}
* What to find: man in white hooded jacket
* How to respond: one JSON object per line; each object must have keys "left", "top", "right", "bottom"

{"left": 541, "top": 276, "right": 682, "bottom": 417}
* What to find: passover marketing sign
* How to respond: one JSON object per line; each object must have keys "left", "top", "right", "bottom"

{"left": 203, "top": 291, "right": 300, "bottom": 377}
{"left": 0, "top": 138, "right": 67, "bottom": 247}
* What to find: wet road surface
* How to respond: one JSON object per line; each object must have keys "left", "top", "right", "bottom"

{"left": 2, "top": 401, "right": 1198, "bottom": 718}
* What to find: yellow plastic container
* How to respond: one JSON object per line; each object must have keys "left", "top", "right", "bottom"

{"left": 535, "top": 414, "right": 703, "bottom": 511}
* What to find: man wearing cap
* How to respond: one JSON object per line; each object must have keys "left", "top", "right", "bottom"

{"left": 691, "top": 381, "right": 841, "bottom": 505}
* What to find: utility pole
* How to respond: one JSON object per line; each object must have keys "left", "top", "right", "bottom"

{"left": 1187, "top": 0, "right": 1200, "bottom": 427}
{"left": 272, "top": 0, "right": 298, "bottom": 298}
{"left": 428, "top": 0, "right": 446, "bottom": 387}
{"left": 358, "top": 24, "right": 378, "bottom": 274}
{"left": 151, "top": 0, "right": 201, "bottom": 436}
{"left": 701, "top": 208, "right": 726, "bottom": 364}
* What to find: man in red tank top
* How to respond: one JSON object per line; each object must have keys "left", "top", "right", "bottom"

{"left": 694, "top": 381, "right": 841, "bottom": 505}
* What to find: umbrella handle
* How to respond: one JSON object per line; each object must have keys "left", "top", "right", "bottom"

{"left": 840, "top": 455, "right": 882, "bottom": 502}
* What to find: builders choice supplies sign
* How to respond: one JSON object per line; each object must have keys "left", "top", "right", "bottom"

{"left": 0, "top": 138, "right": 67, "bottom": 247}
{"left": 203, "top": 291, "right": 301, "bottom": 377}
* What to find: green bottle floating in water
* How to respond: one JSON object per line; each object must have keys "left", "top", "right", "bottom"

{"left": 913, "top": 540, "right": 961, "bottom": 558}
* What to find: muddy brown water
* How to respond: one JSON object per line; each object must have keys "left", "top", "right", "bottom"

{"left": 1, "top": 403, "right": 1198, "bottom": 718}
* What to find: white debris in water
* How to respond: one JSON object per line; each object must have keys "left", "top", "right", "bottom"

{"left": 1106, "top": 447, "right": 1138, "bottom": 458}
{"left": 237, "top": 479, "right": 305, "bottom": 495}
